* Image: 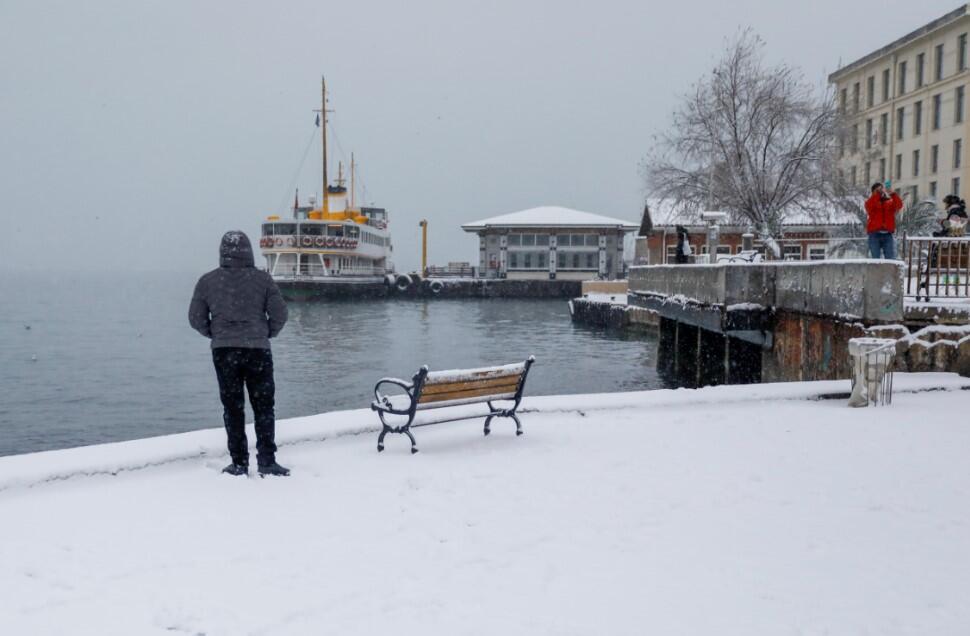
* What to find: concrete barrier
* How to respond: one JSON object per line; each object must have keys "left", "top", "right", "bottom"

{"left": 629, "top": 261, "right": 904, "bottom": 323}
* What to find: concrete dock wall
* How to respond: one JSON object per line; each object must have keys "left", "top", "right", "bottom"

{"left": 628, "top": 261, "right": 907, "bottom": 386}
{"left": 629, "top": 261, "right": 904, "bottom": 323}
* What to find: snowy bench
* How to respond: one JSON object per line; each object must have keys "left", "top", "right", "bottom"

{"left": 371, "top": 356, "right": 536, "bottom": 454}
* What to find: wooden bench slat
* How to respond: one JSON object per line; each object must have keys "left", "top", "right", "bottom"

{"left": 420, "top": 375, "right": 523, "bottom": 396}
{"left": 424, "top": 364, "right": 525, "bottom": 384}
{"left": 415, "top": 391, "right": 517, "bottom": 410}
{"left": 418, "top": 383, "right": 520, "bottom": 405}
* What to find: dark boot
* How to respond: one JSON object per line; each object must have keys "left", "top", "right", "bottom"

{"left": 222, "top": 462, "right": 249, "bottom": 476}
{"left": 257, "top": 461, "right": 290, "bottom": 477}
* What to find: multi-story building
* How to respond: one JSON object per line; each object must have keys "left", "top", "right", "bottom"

{"left": 461, "top": 206, "right": 637, "bottom": 280}
{"left": 830, "top": 5, "right": 970, "bottom": 203}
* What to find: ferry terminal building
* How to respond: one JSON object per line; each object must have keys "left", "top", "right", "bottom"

{"left": 461, "top": 206, "right": 638, "bottom": 280}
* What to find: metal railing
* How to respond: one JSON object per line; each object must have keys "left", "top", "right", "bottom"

{"left": 426, "top": 265, "right": 476, "bottom": 278}
{"left": 904, "top": 235, "right": 970, "bottom": 300}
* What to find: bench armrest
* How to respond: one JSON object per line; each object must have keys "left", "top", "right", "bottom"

{"left": 372, "top": 377, "right": 416, "bottom": 415}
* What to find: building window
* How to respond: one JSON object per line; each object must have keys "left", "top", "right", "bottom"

{"left": 850, "top": 165, "right": 857, "bottom": 186}
{"left": 917, "top": 52, "right": 926, "bottom": 87}
{"left": 808, "top": 246, "right": 827, "bottom": 261}
{"left": 507, "top": 234, "right": 521, "bottom": 246}
{"left": 866, "top": 76, "right": 875, "bottom": 108}
{"left": 930, "top": 181, "right": 938, "bottom": 199}
{"left": 895, "top": 154, "right": 902, "bottom": 180}
{"left": 853, "top": 82, "right": 860, "bottom": 112}
{"left": 936, "top": 43, "right": 945, "bottom": 81}
{"left": 957, "top": 86, "right": 965, "bottom": 123}
{"left": 953, "top": 177, "right": 961, "bottom": 197}
{"left": 840, "top": 88, "right": 847, "bottom": 114}
{"left": 913, "top": 149, "right": 920, "bottom": 177}
{"left": 865, "top": 161, "right": 872, "bottom": 184}
{"left": 508, "top": 252, "right": 518, "bottom": 268}
{"left": 882, "top": 68, "right": 891, "bottom": 101}
{"left": 879, "top": 158, "right": 887, "bottom": 181}
{"left": 898, "top": 60, "right": 907, "bottom": 95}
{"left": 783, "top": 245, "right": 802, "bottom": 261}
{"left": 933, "top": 93, "right": 942, "bottom": 129}
{"left": 910, "top": 185, "right": 918, "bottom": 201}
{"left": 851, "top": 124, "right": 859, "bottom": 154}
{"left": 896, "top": 107, "right": 905, "bottom": 140}
{"left": 914, "top": 100, "right": 923, "bottom": 135}
{"left": 839, "top": 136, "right": 845, "bottom": 158}
{"left": 931, "top": 144, "right": 940, "bottom": 173}
{"left": 961, "top": 33, "right": 968, "bottom": 71}
{"left": 879, "top": 112, "right": 888, "bottom": 145}
{"left": 865, "top": 118, "right": 873, "bottom": 149}
{"left": 954, "top": 138, "right": 963, "bottom": 169}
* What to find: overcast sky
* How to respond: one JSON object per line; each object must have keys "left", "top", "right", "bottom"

{"left": 0, "top": 0, "right": 960, "bottom": 273}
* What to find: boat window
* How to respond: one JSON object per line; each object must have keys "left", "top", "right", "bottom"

{"left": 275, "top": 223, "right": 297, "bottom": 236}
{"left": 328, "top": 225, "right": 345, "bottom": 237}
{"left": 300, "top": 224, "right": 324, "bottom": 236}
{"left": 347, "top": 226, "right": 360, "bottom": 239}
{"left": 262, "top": 224, "right": 273, "bottom": 236}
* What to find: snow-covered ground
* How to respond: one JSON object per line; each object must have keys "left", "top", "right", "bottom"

{"left": 2, "top": 375, "right": 970, "bottom": 635}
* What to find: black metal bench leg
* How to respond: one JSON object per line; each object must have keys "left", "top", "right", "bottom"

{"left": 483, "top": 415, "right": 494, "bottom": 436}
{"left": 404, "top": 427, "right": 418, "bottom": 454}
{"left": 511, "top": 413, "right": 523, "bottom": 436}
{"left": 377, "top": 425, "right": 390, "bottom": 452}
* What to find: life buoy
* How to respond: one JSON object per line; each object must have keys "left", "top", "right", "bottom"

{"left": 430, "top": 280, "right": 444, "bottom": 295}
{"left": 286, "top": 236, "right": 296, "bottom": 247}
{"left": 315, "top": 236, "right": 325, "bottom": 248}
{"left": 302, "top": 236, "right": 312, "bottom": 247}
{"left": 274, "top": 237, "right": 283, "bottom": 247}
{"left": 325, "top": 236, "right": 335, "bottom": 248}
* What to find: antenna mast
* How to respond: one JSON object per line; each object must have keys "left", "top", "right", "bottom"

{"left": 321, "top": 76, "right": 329, "bottom": 214}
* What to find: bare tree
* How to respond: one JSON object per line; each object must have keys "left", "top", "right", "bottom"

{"left": 644, "top": 30, "right": 843, "bottom": 253}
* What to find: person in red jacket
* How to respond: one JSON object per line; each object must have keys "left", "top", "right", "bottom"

{"left": 864, "top": 182, "right": 904, "bottom": 259}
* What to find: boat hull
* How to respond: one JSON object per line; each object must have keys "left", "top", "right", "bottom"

{"left": 275, "top": 278, "right": 388, "bottom": 301}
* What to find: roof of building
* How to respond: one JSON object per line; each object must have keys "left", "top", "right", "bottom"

{"left": 828, "top": 4, "right": 969, "bottom": 82}
{"left": 461, "top": 206, "right": 639, "bottom": 231}
{"left": 645, "top": 197, "right": 864, "bottom": 229}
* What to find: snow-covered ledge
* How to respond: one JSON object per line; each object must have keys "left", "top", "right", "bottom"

{"left": 1, "top": 374, "right": 967, "bottom": 492}
{"left": 629, "top": 260, "right": 904, "bottom": 323}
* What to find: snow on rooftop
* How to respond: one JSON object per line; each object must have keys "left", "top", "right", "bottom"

{"left": 645, "top": 197, "right": 865, "bottom": 228}
{"left": 2, "top": 376, "right": 970, "bottom": 633}
{"left": 462, "top": 206, "right": 638, "bottom": 230}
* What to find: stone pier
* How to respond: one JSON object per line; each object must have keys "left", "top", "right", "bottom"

{"left": 629, "top": 261, "right": 905, "bottom": 386}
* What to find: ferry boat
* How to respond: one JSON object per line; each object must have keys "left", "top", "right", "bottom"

{"left": 258, "top": 78, "right": 394, "bottom": 300}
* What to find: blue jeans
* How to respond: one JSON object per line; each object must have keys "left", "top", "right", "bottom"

{"left": 868, "top": 232, "right": 896, "bottom": 259}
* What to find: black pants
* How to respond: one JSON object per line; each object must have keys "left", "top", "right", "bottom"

{"left": 212, "top": 347, "right": 277, "bottom": 466}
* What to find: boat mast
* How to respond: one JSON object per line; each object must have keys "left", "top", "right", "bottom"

{"left": 321, "top": 76, "right": 329, "bottom": 214}
{"left": 350, "top": 152, "right": 356, "bottom": 209}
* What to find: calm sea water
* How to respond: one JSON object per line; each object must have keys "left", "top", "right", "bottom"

{"left": 0, "top": 271, "right": 666, "bottom": 457}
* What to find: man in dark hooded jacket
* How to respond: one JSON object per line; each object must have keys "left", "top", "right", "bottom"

{"left": 189, "top": 231, "right": 290, "bottom": 477}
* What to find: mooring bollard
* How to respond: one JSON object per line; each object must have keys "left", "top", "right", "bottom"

{"left": 847, "top": 338, "right": 897, "bottom": 407}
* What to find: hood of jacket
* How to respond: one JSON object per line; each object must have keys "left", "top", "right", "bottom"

{"left": 219, "top": 231, "right": 255, "bottom": 268}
